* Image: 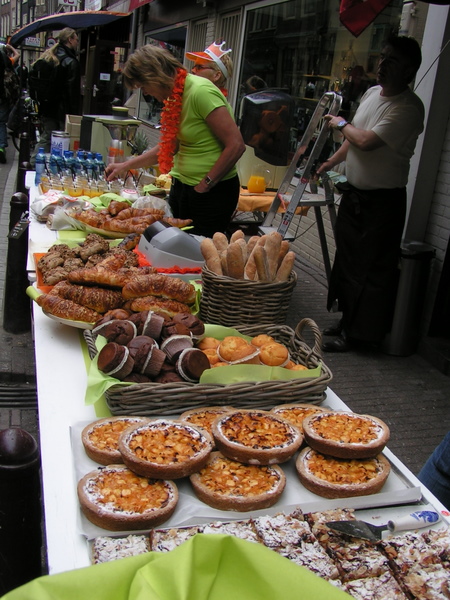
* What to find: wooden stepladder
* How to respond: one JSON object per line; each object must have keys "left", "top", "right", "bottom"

{"left": 259, "top": 92, "right": 343, "bottom": 283}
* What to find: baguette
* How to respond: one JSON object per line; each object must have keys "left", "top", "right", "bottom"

{"left": 254, "top": 245, "right": 270, "bottom": 282}
{"left": 219, "top": 251, "right": 228, "bottom": 277}
{"left": 265, "top": 232, "right": 283, "bottom": 280}
{"left": 226, "top": 242, "right": 245, "bottom": 279}
{"left": 230, "top": 229, "right": 245, "bottom": 243}
{"left": 235, "top": 237, "right": 248, "bottom": 264}
{"left": 278, "top": 240, "right": 290, "bottom": 267}
{"left": 200, "top": 238, "right": 223, "bottom": 275}
{"left": 212, "top": 232, "right": 229, "bottom": 254}
{"left": 275, "top": 251, "right": 295, "bottom": 282}
{"left": 247, "top": 236, "right": 260, "bottom": 256}
{"left": 244, "top": 236, "right": 267, "bottom": 280}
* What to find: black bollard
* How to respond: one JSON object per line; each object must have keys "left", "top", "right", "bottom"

{"left": 15, "top": 124, "right": 32, "bottom": 194}
{"left": 0, "top": 428, "right": 42, "bottom": 594}
{"left": 3, "top": 192, "right": 31, "bottom": 333}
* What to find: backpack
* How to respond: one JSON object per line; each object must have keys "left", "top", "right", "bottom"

{"left": 29, "top": 58, "right": 61, "bottom": 107}
{"left": 0, "top": 49, "right": 20, "bottom": 105}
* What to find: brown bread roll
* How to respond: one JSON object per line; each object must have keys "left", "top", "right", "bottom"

{"left": 212, "top": 232, "right": 229, "bottom": 253}
{"left": 200, "top": 238, "right": 222, "bottom": 275}
{"left": 275, "top": 251, "right": 295, "bottom": 282}
{"left": 226, "top": 242, "right": 245, "bottom": 279}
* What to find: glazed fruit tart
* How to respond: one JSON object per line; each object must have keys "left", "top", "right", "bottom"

{"left": 190, "top": 451, "right": 286, "bottom": 511}
{"left": 296, "top": 447, "right": 391, "bottom": 499}
{"left": 118, "top": 419, "right": 213, "bottom": 479}
{"left": 77, "top": 464, "right": 178, "bottom": 531}
{"left": 212, "top": 409, "right": 303, "bottom": 465}
{"left": 302, "top": 411, "right": 390, "bottom": 459}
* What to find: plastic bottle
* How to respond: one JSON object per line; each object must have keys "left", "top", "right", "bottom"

{"left": 77, "top": 150, "right": 87, "bottom": 177}
{"left": 86, "top": 152, "right": 94, "bottom": 181}
{"left": 49, "top": 149, "right": 58, "bottom": 176}
{"left": 72, "top": 150, "right": 83, "bottom": 178}
{"left": 55, "top": 149, "right": 64, "bottom": 175}
{"left": 95, "top": 153, "right": 105, "bottom": 180}
{"left": 63, "top": 150, "right": 74, "bottom": 177}
{"left": 34, "top": 147, "right": 46, "bottom": 186}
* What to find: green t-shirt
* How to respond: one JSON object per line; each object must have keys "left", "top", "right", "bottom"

{"left": 170, "top": 74, "right": 237, "bottom": 186}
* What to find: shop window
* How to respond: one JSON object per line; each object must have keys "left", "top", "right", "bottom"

{"left": 237, "top": 0, "right": 410, "bottom": 151}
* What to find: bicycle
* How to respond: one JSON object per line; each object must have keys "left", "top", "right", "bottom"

{"left": 8, "top": 90, "right": 42, "bottom": 152}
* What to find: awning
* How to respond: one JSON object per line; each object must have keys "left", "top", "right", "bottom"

{"left": 10, "top": 10, "right": 131, "bottom": 47}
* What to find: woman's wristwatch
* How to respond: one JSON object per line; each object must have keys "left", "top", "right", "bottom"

{"left": 204, "top": 175, "right": 214, "bottom": 186}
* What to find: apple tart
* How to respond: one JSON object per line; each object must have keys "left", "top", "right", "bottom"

{"left": 212, "top": 409, "right": 303, "bottom": 465}
{"left": 296, "top": 447, "right": 390, "bottom": 499}
{"left": 77, "top": 464, "right": 178, "bottom": 531}
{"left": 270, "top": 404, "right": 332, "bottom": 433}
{"left": 190, "top": 451, "right": 286, "bottom": 511}
{"left": 81, "top": 416, "right": 150, "bottom": 466}
{"left": 302, "top": 411, "right": 390, "bottom": 459}
{"left": 118, "top": 419, "right": 213, "bottom": 479}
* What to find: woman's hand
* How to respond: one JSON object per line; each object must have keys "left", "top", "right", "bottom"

{"left": 105, "top": 162, "right": 130, "bottom": 182}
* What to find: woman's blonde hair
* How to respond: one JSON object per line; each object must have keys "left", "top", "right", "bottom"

{"left": 212, "top": 53, "right": 233, "bottom": 87}
{"left": 123, "top": 45, "right": 184, "bottom": 90}
{"left": 31, "top": 27, "right": 77, "bottom": 67}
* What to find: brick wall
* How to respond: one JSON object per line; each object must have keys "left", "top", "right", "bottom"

{"left": 422, "top": 112, "right": 450, "bottom": 332}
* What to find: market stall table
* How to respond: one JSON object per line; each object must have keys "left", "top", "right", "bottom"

{"left": 26, "top": 173, "right": 449, "bottom": 576}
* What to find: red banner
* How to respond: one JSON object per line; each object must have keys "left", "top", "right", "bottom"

{"left": 129, "top": 0, "right": 154, "bottom": 11}
{"left": 340, "top": 0, "right": 393, "bottom": 37}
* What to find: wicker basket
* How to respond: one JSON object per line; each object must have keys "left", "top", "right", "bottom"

{"left": 83, "top": 318, "right": 332, "bottom": 417}
{"left": 199, "top": 266, "right": 297, "bottom": 326}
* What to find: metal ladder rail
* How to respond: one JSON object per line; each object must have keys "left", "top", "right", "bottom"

{"left": 260, "top": 91, "right": 342, "bottom": 239}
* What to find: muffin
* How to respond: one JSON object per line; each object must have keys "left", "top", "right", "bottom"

{"left": 97, "top": 343, "right": 134, "bottom": 380}
{"left": 153, "top": 371, "right": 185, "bottom": 384}
{"left": 161, "top": 321, "right": 191, "bottom": 340}
{"left": 196, "top": 337, "right": 220, "bottom": 351}
{"left": 217, "top": 336, "right": 260, "bottom": 364}
{"left": 127, "top": 335, "right": 158, "bottom": 360}
{"left": 251, "top": 334, "right": 276, "bottom": 348}
{"left": 172, "top": 312, "right": 205, "bottom": 337}
{"left": 259, "top": 342, "right": 289, "bottom": 367}
{"left": 93, "top": 319, "right": 137, "bottom": 345}
{"left": 202, "top": 348, "right": 220, "bottom": 365}
{"left": 176, "top": 348, "right": 211, "bottom": 382}
{"left": 122, "top": 373, "right": 152, "bottom": 383}
{"left": 129, "top": 311, "right": 165, "bottom": 341}
{"left": 161, "top": 334, "right": 194, "bottom": 364}
{"left": 133, "top": 339, "right": 166, "bottom": 378}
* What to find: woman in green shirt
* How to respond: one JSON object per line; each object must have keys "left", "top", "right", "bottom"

{"left": 106, "top": 45, "right": 245, "bottom": 237}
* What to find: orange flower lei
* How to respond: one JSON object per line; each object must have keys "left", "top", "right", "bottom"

{"left": 158, "top": 67, "right": 188, "bottom": 174}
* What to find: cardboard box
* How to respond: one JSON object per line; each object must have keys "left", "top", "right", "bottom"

{"left": 65, "top": 115, "right": 82, "bottom": 151}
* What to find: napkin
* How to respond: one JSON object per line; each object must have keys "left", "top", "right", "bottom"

{"left": 2, "top": 535, "right": 351, "bottom": 600}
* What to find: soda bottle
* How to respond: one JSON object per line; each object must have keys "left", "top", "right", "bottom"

{"left": 34, "top": 147, "right": 46, "bottom": 186}
{"left": 73, "top": 150, "right": 83, "bottom": 178}
{"left": 55, "top": 149, "right": 65, "bottom": 175}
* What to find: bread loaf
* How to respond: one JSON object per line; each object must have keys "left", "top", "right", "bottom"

{"left": 122, "top": 274, "right": 196, "bottom": 305}
{"left": 254, "top": 245, "right": 270, "bottom": 282}
{"left": 244, "top": 236, "right": 267, "bottom": 280}
{"left": 265, "top": 232, "right": 283, "bottom": 280}
{"left": 200, "top": 239, "right": 222, "bottom": 275}
{"left": 212, "top": 232, "right": 228, "bottom": 254}
{"left": 278, "top": 240, "right": 290, "bottom": 267}
{"left": 230, "top": 229, "right": 245, "bottom": 243}
{"left": 226, "top": 242, "right": 245, "bottom": 279}
{"left": 247, "top": 236, "right": 260, "bottom": 256}
{"left": 275, "top": 251, "right": 295, "bottom": 282}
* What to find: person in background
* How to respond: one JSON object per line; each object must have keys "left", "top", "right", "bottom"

{"left": 105, "top": 45, "right": 245, "bottom": 238}
{"left": 185, "top": 41, "right": 233, "bottom": 97}
{"left": 29, "top": 28, "right": 81, "bottom": 160}
{"left": 0, "top": 43, "right": 20, "bottom": 163}
{"left": 316, "top": 35, "right": 424, "bottom": 353}
{"left": 418, "top": 432, "right": 450, "bottom": 510}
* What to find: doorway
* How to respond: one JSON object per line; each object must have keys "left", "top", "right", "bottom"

{"left": 83, "top": 40, "right": 129, "bottom": 116}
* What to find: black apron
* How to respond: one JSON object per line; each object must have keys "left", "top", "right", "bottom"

{"left": 327, "top": 183, "right": 406, "bottom": 343}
